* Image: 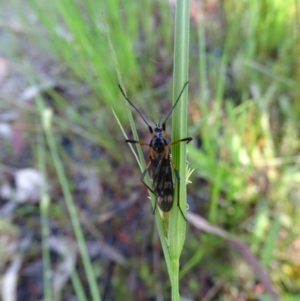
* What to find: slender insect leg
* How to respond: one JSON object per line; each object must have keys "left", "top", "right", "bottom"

{"left": 126, "top": 140, "right": 154, "bottom": 194}
{"left": 152, "top": 198, "right": 158, "bottom": 216}
{"left": 126, "top": 140, "right": 158, "bottom": 214}
{"left": 169, "top": 137, "right": 193, "bottom": 146}
{"left": 162, "top": 137, "right": 191, "bottom": 221}
{"left": 140, "top": 161, "right": 160, "bottom": 215}
{"left": 140, "top": 161, "right": 155, "bottom": 194}
{"left": 171, "top": 160, "right": 187, "bottom": 222}
{"left": 164, "top": 136, "right": 192, "bottom": 159}
{"left": 126, "top": 140, "right": 149, "bottom": 145}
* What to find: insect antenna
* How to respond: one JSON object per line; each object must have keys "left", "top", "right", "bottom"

{"left": 119, "top": 85, "right": 153, "bottom": 133}
{"left": 157, "top": 115, "right": 164, "bottom": 127}
{"left": 162, "top": 81, "right": 189, "bottom": 125}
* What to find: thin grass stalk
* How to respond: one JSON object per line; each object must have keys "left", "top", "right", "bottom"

{"left": 35, "top": 99, "right": 101, "bottom": 301}
{"left": 169, "top": 0, "right": 190, "bottom": 299}
{"left": 37, "top": 130, "right": 52, "bottom": 301}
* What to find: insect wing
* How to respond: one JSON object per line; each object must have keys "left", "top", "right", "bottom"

{"left": 150, "top": 156, "right": 174, "bottom": 212}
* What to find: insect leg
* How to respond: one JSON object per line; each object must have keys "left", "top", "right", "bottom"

{"left": 140, "top": 161, "right": 155, "bottom": 194}
{"left": 170, "top": 160, "right": 187, "bottom": 222}
{"left": 163, "top": 137, "right": 192, "bottom": 159}
{"left": 126, "top": 140, "right": 158, "bottom": 214}
{"left": 169, "top": 137, "right": 193, "bottom": 146}
{"left": 126, "top": 140, "right": 154, "bottom": 192}
{"left": 140, "top": 161, "right": 160, "bottom": 215}
{"left": 126, "top": 140, "right": 149, "bottom": 145}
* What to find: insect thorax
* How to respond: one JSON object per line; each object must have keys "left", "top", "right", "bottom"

{"left": 150, "top": 127, "right": 168, "bottom": 155}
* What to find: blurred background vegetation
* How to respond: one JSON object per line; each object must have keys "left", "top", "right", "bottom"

{"left": 0, "top": 0, "right": 300, "bottom": 300}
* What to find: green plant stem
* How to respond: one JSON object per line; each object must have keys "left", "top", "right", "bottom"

{"left": 169, "top": 0, "right": 190, "bottom": 300}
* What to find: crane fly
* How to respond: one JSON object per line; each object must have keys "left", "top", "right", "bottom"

{"left": 120, "top": 82, "right": 192, "bottom": 221}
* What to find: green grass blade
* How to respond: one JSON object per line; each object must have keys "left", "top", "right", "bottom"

{"left": 37, "top": 125, "right": 53, "bottom": 301}
{"left": 169, "top": 0, "right": 190, "bottom": 299}
{"left": 36, "top": 99, "right": 101, "bottom": 301}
